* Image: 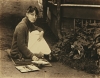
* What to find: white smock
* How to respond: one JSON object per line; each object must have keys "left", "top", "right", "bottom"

{"left": 28, "top": 30, "right": 51, "bottom": 55}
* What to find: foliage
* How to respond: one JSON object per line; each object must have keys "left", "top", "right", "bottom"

{"left": 51, "top": 21, "right": 100, "bottom": 74}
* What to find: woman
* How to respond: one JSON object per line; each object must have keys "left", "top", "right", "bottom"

{"left": 10, "top": 6, "right": 51, "bottom": 61}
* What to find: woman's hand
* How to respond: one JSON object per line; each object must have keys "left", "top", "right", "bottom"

{"left": 34, "top": 52, "right": 44, "bottom": 58}
{"left": 32, "top": 55, "right": 39, "bottom": 61}
{"left": 37, "top": 31, "right": 44, "bottom": 41}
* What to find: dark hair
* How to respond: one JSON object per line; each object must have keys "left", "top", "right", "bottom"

{"left": 26, "top": 6, "right": 39, "bottom": 15}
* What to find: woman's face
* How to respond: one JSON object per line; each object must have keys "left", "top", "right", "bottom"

{"left": 26, "top": 10, "right": 37, "bottom": 23}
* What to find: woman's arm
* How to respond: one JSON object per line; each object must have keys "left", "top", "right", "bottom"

{"left": 35, "top": 26, "right": 44, "bottom": 41}
{"left": 17, "top": 24, "right": 39, "bottom": 60}
{"left": 37, "top": 31, "right": 44, "bottom": 41}
{"left": 16, "top": 24, "right": 34, "bottom": 58}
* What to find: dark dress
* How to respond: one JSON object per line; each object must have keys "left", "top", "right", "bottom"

{"left": 10, "top": 17, "right": 43, "bottom": 59}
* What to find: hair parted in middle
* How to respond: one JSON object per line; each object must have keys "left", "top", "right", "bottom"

{"left": 26, "top": 6, "right": 39, "bottom": 15}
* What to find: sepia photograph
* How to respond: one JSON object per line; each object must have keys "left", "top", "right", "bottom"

{"left": 0, "top": 0, "right": 100, "bottom": 78}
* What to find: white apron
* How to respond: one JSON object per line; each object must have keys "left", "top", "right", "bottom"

{"left": 28, "top": 30, "right": 51, "bottom": 55}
